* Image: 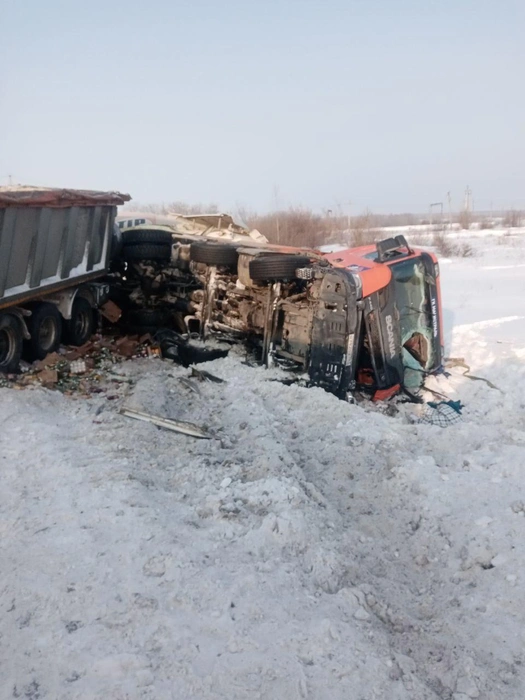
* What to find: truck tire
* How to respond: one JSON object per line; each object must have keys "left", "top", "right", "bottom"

{"left": 249, "top": 255, "right": 312, "bottom": 281}
{"left": 126, "top": 308, "right": 171, "bottom": 327}
{"left": 122, "top": 229, "right": 173, "bottom": 246}
{"left": 26, "top": 302, "right": 62, "bottom": 361}
{"left": 123, "top": 243, "right": 171, "bottom": 262}
{"left": 124, "top": 308, "right": 172, "bottom": 336}
{"left": 189, "top": 241, "right": 239, "bottom": 267}
{"left": 63, "top": 297, "right": 94, "bottom": 346}
{"left": 0, "top": 314, "right": 23, "bottom": 373}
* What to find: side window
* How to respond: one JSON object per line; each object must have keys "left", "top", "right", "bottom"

{"left": 135, "top": 218, "right": 146, "bottom": 226}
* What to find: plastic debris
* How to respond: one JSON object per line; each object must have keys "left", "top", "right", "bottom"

{"left": 419, "top": 400, "right": 463, "bottom": 427}
{"left": 69, "top": 359, "right": 87, "bottom": 375}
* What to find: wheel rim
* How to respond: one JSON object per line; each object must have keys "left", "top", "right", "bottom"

{"left": 38, "top": 317, "right": 57, "bottom": 352}
{"left": 74, "top": 309, "right": 90, "bottom": 339}
{"left": 0, "top": 328, "right": 16, "bottom": 365}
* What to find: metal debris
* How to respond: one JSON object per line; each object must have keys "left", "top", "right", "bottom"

{"left": 190, "top": 368, "right": 225, "bottom": 383}
{"left": 120, "top": 406, "right": 212, "bottom": 439}
{"left": 179, "top": 377, "right": 203, "bottom": 395}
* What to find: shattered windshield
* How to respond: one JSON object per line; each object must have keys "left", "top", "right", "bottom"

{"left": 390, "top": 258, "right": 436, "bottom": 387}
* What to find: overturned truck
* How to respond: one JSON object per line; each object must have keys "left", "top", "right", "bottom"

{"left": 114, "top": 225, "right": 444, "bottom": 399}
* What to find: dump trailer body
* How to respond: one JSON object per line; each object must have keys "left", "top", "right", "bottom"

{"left": 0, "top": 187, "right": 130, "bottom": 372}
{"left": 0, "top": 187, "right": 130, "bottom": 310}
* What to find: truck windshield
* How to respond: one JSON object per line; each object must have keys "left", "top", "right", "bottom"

{"left": 390, "top": 258, "right": 437, "bottom": 387}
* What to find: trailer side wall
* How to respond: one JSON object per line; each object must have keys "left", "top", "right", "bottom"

{"left": 0, "top": 205, "right": 115, "bottom": 308}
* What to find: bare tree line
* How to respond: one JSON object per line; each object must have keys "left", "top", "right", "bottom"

{"left": 125, "top": 201, "right": 524, "bottom": 249}
{"left": 131, "top": 201, "right": 220, "bottom": 216}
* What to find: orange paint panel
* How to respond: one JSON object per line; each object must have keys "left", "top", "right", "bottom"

{"left": 324, "top": 249, "right": 392, "bottom": 296}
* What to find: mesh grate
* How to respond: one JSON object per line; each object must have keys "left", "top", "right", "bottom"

{"left": 419, "top": 400, "right": 463, "bottom": 427}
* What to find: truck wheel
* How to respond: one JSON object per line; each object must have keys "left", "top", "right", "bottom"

{"left": 63, "top": 297, "right": 94, "bottom": 346}
{"left": 126, "top": 308, "right": 171, "bottom": 326}
{"left": 124, "top": 308, "right": 172, "bottom": 336}
{"left": 249, "top": 255, "right": 312, "bottom": 281}
{"left": 0, "top": 314, "right": 23, "bottom": 373}
{"left": 122, "top": 229, "right": 173, "bottom": 245}
{"left": 26, "top": 303, "right": 62, "bottom": 360}
{"left": 189, "top": 242, "right": 239, "bottom": 266}
{"left": 122, "top": 243, "right": 172, "bottom": 262}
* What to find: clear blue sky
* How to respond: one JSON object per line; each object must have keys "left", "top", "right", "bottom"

{"left": 1, "top": 0, "right": 523, "bottom": 213}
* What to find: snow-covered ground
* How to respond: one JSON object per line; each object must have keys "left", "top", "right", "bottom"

{"left": 1, "top": 230, "right": 524, "bottom": 700}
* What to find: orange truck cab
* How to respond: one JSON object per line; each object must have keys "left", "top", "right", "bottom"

{"left": 322, "top": 235, "right": 444, "bottom": 397}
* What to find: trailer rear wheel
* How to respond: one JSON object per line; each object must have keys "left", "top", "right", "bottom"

{"left": 26, "top": 303, "right": 62, "bottom": 361}
{"left": 64, "top": 297, "right": 94, "bottom": 346}
{"left": 0, "top": 314, "right": 23, "bottom": 373}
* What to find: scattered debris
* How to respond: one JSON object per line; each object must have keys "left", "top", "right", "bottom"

{"left": 37, "top": 368, "right": 59, "bottom": 387}
{"left": 179, "top": 377, "right": 202, "bottom": 395}
{"left": 191, "top": 368, "right": 225, "bottom": 383}
{"left": 418, "top": 400, "right": 463, "bottom": 427}
{"left": 120, "top": 406, "right": 212, "bottom": 439}
{"left": 0, "top": 334, "right": 161, "bottom": 396}
{"left": 154, "top": 329, "right": 230, "bottom": 367}
{"left": 69, "top": 360, "right": 87, "bottom": 375}
{"left": 99, "top": 299, "right": 122, "bottom": 323}
{"left": 445, "top": 357, "right": 502, "bottom": 392}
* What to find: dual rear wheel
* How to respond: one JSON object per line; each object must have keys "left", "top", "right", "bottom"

{"left": 0, "top": 297, "right": 95, "bottom": 373}
{"left": 0, "top": 314, "right": 23, "bottom": 373}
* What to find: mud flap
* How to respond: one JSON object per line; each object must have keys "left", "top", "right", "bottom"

{"left": 308, "top": 271, "right": 357, "bottom": 395}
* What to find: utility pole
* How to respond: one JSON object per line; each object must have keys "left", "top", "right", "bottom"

{"left": 462, "top": 186, "right": 472, "bottom": 230}
{"left": 464, "top": 186, "right": 472, "bottom": 213}
{"left": 429, "top": 202, "right": 443, "bottom": 227}
{"left": 325, "top": 208, "right": 333, "bottom": 242}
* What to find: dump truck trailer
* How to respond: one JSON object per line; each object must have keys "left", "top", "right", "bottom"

{"left": 0, "top": 187, "right": 130, "bottom": 372}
